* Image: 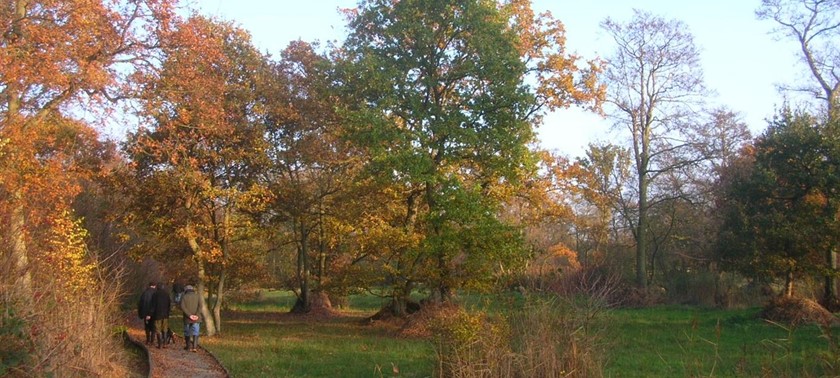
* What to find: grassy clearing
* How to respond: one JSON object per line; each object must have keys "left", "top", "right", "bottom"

{"left": 198, "top": 291, "right": 434, "bottom": 377}
{"left": 194, "top": 291, "right": 837, "bottom": 377}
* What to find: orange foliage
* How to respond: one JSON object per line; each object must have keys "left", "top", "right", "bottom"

{"left": 547, "top": 243, "right": 581, "bottom": 271}
{"left": 502, "top": 0, "right": 605, "bottom": 113}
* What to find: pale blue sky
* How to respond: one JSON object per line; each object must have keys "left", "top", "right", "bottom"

{"left": 194, "top": 0, "right": 803, "bottom": 157}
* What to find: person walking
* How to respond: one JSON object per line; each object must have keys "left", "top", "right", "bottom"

{"left": 150, "top": 282, "right": 172, "bottom": 349}
{"left": 179, "top": 285, "right": 201, "bottom": 352}
{"left": 172, "top": 279, "right": 186, "bottom": 305}
{"left": 137, "top": 282, "right": 156, "bottom": 345}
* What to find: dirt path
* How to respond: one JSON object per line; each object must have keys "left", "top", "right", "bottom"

{"left": 125, "top": 317, "right": 228, "bottom": 378}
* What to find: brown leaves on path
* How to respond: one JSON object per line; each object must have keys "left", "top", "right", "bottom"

{"left": 125, "top": 316, "right": 228, "bottom": 378}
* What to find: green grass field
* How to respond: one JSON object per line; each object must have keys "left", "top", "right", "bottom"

{"left": 602, "top": 306, "right": 834, "bottom": 377}
{"left": 194, "top": 291, "right": 838, "bottom": 377}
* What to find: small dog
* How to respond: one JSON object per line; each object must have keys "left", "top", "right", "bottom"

{"left": 165, "top": 329, "right": 177, "bottom": 345}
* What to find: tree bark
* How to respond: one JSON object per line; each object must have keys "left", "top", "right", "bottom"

{"left": 823, "top": 247, "right": 838, "bottom": 309}
{"left": 291, "top": 220, "right": 311, "bottom": 313}
{"left": 636, "top": 178, "right": 649, "bottom": 290}
{"left": 10, "top": 197, "right": 31, "bottom": 295}
{"left": 185, "top": 222, "right": 216, "bottom": 336}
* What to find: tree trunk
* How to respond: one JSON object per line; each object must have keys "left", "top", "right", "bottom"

{"left": 636, "top": 169, "right": 649, "bottom": 290}
{"left": 185, "top": 223, "right": 216, "bottom": 336}
{"left": 210, "top": 208, "right": 231, "bottom": 335}
{"left": 784, "top": 270, "right": 794, "bottom": 298}
{"left": 317, "top": 201, "right": 326, "bottom": 287}
{"left": 10, "top": 198, "right": 31, "bottom": 295}
{"left": 823, "top": 247, "right": 838, "bottom": 309}
{"left": 291, "top": 220, "right": 310, "bottom": 313}
{"left": 390, "top": 280, "right": 414, "bottom": 317}
{"left": 212, "top": 258, "right": 225, "bottom": 335}
{"left": 7, "top": 1, "right": 30, "bottom": 297}
{"left": 196, "top": 257, "right": 216, "bottom": 336}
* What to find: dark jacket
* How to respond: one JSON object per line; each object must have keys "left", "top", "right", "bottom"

{"left": 180, "top": 289, "right": 201, "bottom": 323}
{"left": 172, "top": 282, "right": 185, "bottom": 303}
{"left": 137, "top": 287, "right": 155, "bottom": 319}
{"left": 150, "top": 286, "right": 171, "bottom": 321}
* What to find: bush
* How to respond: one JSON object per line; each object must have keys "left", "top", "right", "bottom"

{"left": 0, "top": 303, "right": 31, "bottom": 376}
{"left": 431, "top": 296, "right": 606, "bottom": 378}
{"left": 509, "top": 297, "right": 605, "bottom": 377}
{"left": 431, "top": 306, "right": 514, "bottom": 378}
{"left": 0, "top": 241, "right": 132, "bottom": 377}
{"left": 760, "top": 296, "right": 838, "bottom": 327}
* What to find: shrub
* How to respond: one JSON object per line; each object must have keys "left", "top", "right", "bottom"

{"left": 431, "top": 306, "right": 514, "bottom": 378}
{"left": 0, "top": 214, "right": 132, "bottom": 377}
{"left": 509, "top": 297, "right": 605, "bottom": 377}
{"left": 0, "top": 302, "right": 31, "bottom": 376}
{"left": 760, "top": 296, "right": 838, "bottom": 327}
{"left": 431, "top": 296, "right": 606, "bottom": 378}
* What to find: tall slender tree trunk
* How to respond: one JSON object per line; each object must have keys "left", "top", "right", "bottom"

{"left": 212, "top": 209, "right": 229, "bottom": 334}
{"left": 10, "top": 196, "right": 31, "bottom": 294}
{"left": 426, "top": 180, "right": 451, "bottom": 303}
{"left": 195, "top": 260, "right": 216, "bottom": 336}
{"left": 185, "top": 223, "right": 216, "bottom": 336}
{"left": 635, "top": 165, "right": 649, "bottom": 290}
{"left": 317, "top": 201, "right": 326, "bottom": 287}
{"left": 823, "top": 247, "right": 838, "bottom": 309}
{"left": 7, "top": 0, "right": 30, "bottom": 297}
{"left": 213, "top": 224, "right": 230, "bottom": 333}
{"left": 213, "top": 268, "right": 225, "bottom": 334}
{"left": 292, "top": 220, "right": 310, "bottom": 313}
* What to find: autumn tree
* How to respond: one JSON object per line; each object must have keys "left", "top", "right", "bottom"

{"left": 757, "top": 0, "right": 840, "bottom": 118}
{"left": 568, "top": 144, "right": 633, "bottom": 268}
{"left": 258, "top": 41, "right": 360, "bottom": 313}
{"left": 0, "top": 0, "right": 176, "bottom": 374}
{"left": 336, "top": 0, "right": 602, "bottom": 315}
{"left": 125, "top": 15, "right": 269, "bottom": 336}
{"left": 1, "top": 0, "right": 173, "bottom": 292}
{"left": 717, "top": 111, "right": 840, "bottom": 301}
{"left": 601, "top": 10, "right": 708, "bottom": 289}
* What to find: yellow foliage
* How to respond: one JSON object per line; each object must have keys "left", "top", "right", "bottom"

{"left": 803, "top": 191, "right": 828, "bottom": 207}
{"left": 205, "top": 246, "right": 224, "bottom": 264}
{"left": 46, "top": 211, "right": 95, "bottom": 293}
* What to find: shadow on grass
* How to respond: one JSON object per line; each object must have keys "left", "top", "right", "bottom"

{"left": 202, "top": 309, "right": 435, "bottom": 378}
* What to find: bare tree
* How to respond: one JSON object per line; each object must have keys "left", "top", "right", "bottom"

{"left": 757, "top": 0, "right": 840, "bottom": 118}
{"left": 601, "top": 10, "right": 708, "bottom": 289}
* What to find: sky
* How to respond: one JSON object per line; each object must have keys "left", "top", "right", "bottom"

{"left": 191, "top": 0, "right": 805, "bottom": 158}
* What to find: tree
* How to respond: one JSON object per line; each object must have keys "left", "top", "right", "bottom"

{"left": 1, "top": 0, "right": 173, "bottom": 295}
{"left": 718, "top": 111, "right": 840, "bottom": 300}
{"left": 571, "top": 144, "right": 632, "bottom": 266}
{"left": 0, "top": 1, "right": 176, "bottom": 374}
{"left": 259, "top": 41, "right": 359, "bottom": 313}
{"left": 126, "top": 15, "right": 269, "bottom": 336}
{"left": 337, "top": 0, "right": 602, "bottom": 314}
{"left": 601, "top": 10, "right": 708, "bottom": 289}
{"left": 758, "top": 0, "right": 840, "bottom": 302}
{"left": 757, "top": 0, "right": 840, "bottom": 118}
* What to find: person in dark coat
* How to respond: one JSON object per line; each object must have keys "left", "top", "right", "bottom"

{"left": 172, "top": 279, "right": 185, "bottom": 304}
{"left": 150, "top": 282, "right": 172, "bottom": 349}
{"left": 179, "top": 285, "right": 201, "bottom": 352}
{"left": 137, "top": 282, "right": 156, "bottom": 345}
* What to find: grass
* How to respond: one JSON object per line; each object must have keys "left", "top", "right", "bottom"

{"left": 192, "top": 291, "right": 838, "bottom": 377}
{"left": 602, "top": 306, "right": 835, "bottom": 377}
{"left": 197, "top": 291, "right": 435, "bottom": 377}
